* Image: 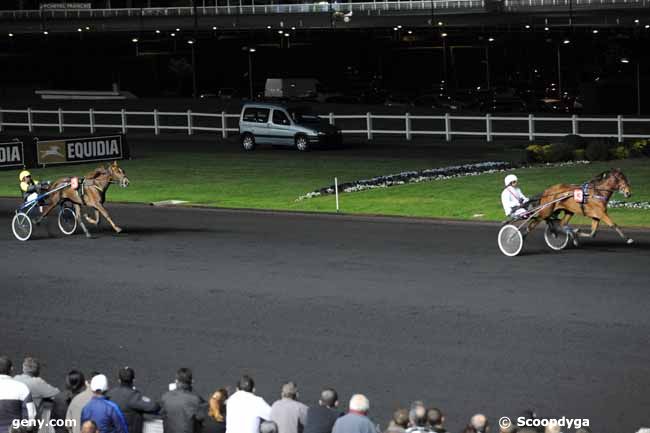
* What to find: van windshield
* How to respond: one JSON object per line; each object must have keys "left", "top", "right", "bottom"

{"left": 289, "top": 108, "right": 321, "bottom": 124}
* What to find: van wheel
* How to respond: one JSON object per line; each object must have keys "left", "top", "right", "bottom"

{"left": 241, "top": 133, "right": 256, "bottom": 151}
{"left": 295, "top": 134, "right": 310, "bottom": 152}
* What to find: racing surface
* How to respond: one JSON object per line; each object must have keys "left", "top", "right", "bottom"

{"left": 1, "top": 199, "right": 649, "bottom": 432}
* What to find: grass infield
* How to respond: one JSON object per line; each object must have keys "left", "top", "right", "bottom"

{"left": 1, "top": 149, "right": 648, "bottom": 227}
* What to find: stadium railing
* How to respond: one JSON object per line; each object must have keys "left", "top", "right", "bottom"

{"left": 0, "top": 107, "right": 647, "bottom": 142}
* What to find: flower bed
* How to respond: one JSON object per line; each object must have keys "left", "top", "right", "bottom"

{"left": 296, "top": 160, "right": 591, "bottom": 201}
{"left": 608, "top": 200, "right": 650, "bottom": 210}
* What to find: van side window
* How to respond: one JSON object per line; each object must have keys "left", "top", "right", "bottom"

{"left": 243, "top": 107, "right": 270, "bottom": 123}
{"left": 272, "top": 110, "right": 290, "bottom": 125}
{"left": 256, "top": 108, "right": 270, "bottom": 123}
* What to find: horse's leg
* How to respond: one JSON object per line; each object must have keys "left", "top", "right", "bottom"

{"left": 84, "top": 209, "right": 100, "bottom": 225}
{"left": 577, "top": 219, "right": 600, "bottom": 239}
{"left": 93, "top": 203, "right": 122, "bottom": 233}
{"left": 525, "top": 218, "right": 540, "bottom": 235}
{"left": 34, "top": 192, "right": 59, "bottom": 224}
{"left": 600, "top": 213, "right": 634, "bottom": 244}
{"left": 74, "top": 203, "right": 92, "bottom": 238}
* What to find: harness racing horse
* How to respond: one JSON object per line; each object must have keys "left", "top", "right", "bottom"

{"left": 37, "top": 161, "right": 130, "bottom": 238}
{"left": 526, "top": 168, "right": 633, "bottom": 244}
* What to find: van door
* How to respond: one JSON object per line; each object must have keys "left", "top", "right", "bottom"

{"left": 269, "top": 109, "right": 294, "bottom": 146}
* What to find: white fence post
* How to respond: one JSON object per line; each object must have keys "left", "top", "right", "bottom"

{"left": 329, "top": 112, "right": 334, "bottom": 125}
{"left": 444, "top": 113, "right": 451, "bottom": 142}
{"left": 89, "top": 108, "right": 95, "bottom": 134}
{"left": 528, "top": 114, "right": 534, "bottom": 142}
{"left": 485, "top": 113, "right": 492, "bottom": 142}
{"left": 334, "top": 177, "right": 339, "bottom": 212}
{"left": 405, "top": 112, "right": 411, "bottom": 140}
{"left": 27, "top": 107, "right": 33, "bottom": 133}
{"left": 58, "top": 108, "right": 64, "bottom": 133}
{"left": 121, "top": 109, "right": 127, "bottom": 134}
{"left": 617, "top": 115, "right": 623, "bottom": 142}
{"left": 366, "top": 112, "right": 373, "bottom": 140}
{"left": 153, "top": 109, "right": 160, "bottom": 135}
{"left": 187, "top": 109, "right": 193, "bottom": 135}
{"left": 221, "top": 111, "right": 228, "bottom": 139}
{"left": 571, "top": 114, "right": 578, "bottom": 135}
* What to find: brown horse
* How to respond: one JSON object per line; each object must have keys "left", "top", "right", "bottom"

{"left": 37, "top": 161, "right": 130, "bottom": 238}
{"left": 527, "top": 168, "right": 633, "bottom": 244}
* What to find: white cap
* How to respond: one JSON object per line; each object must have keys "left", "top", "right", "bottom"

{"left": 504, "top": 174, "right": 518, "bottom": 186}
{"left": 90, "top": 374, "right": 108, "bottom": 392}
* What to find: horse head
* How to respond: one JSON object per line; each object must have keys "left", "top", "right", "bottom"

{"left": 108, "top": 161, "right": 130, "bottom": 188}
{"left": 612, "top": 168, "right": 632, "bottom": 198}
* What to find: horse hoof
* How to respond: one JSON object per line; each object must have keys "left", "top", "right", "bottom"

{"left": 115, "top": 227, "right": 123, "bottom": 234}
{"left": 627, "top": 238, "right": 634, "bottom": 244}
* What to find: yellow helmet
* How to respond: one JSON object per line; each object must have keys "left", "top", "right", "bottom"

{"left": 19, "top": 170, "right": 32, "bottom": 182}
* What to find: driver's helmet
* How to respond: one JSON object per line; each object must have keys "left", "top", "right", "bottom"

{"left": 19, "top": 170, "right": 32, "bottom": 182}
{"left": 504, "top": 174, "right": 518, "bottom": 186}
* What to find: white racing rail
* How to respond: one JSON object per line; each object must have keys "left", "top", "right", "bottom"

{"left": 0, "top": 107, "right": 648, "bottom": 142}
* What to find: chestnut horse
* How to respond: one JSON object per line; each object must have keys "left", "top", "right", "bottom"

{"left": 37, "top": 161, "right": 130, "bottom": 238}
{"left": 527, "top": 168, "right": 633, "bottom": 244}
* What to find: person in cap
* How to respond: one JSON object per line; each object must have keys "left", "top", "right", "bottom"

{"left": 501, "top": 174, "right": 530, "bottom": 218}
{"left": 80, "top": 374, "right": 129, "bottom": 433}
{"left": 270, "top": 381, "right": 308, "bottom": 433}
{"left": 106, "top": 367, "right": 160, "bottom": 433}
{"left": 18, "top": 170, "right": 48, "bottom": 202}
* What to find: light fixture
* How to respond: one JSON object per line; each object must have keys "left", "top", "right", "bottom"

{"left": 620, "top": 58, "right": 630, "bottom": 64}
{"left": 8, "top": 33, "right": 14, "bottom": 37}
{"left": 437, "top": 21, "right": 443, "bottom": 26}
{"left": 267, "top": 25, "right": 271, "bottom": 29}
{"left": 563, "top": 39, "right": 570, "bottom": 44}
{"left": 441, "top": 32, "right": 448, "bottom": 37}
{"left": 544, "top": 26, "right": 549, "bottom": 31}
{"left": 187, "top": 39, "right": 194, "bottom": 45}
{"left": 43, "top": 31, "right": 49, "bottom": 35}
{"left": 171, "top": 32, "right": 176, "bottom": 37}
{"left": 132, "top": 38, "right": 138, "bottom": 43}
{"left": 85, "top": 26, "right": 90, "bottom": 30}
{"left": 488, "top": 37, "right": 495, "bottom": 42}
{"left": 77, "top": 28, "right": 82, "bottom": 32}
{"left": 284, "top": 33, "right": 290, "bottom": 37}
{"left": 393, "top": 27, "right": 398, "bottom": 31}
{"left": 249, "top": 48, "right": 256, "bottom": 52}
{"left": 407, "top": 30, "right": 413, "bottom": 34}
{"left": 277, "top": 30, "right": 283, "bottom": 34}
{"left": 592, "top": 29, "right": 599, "bottom": 34}
{"left": 291, "top": 26, "right": 296, "bottom": 30}
{"left": 155, "top": 29, "right": 161, "bottom": 34}
{"left": 525, "top": 24, "right": 531, "bottom": 29}
{"left": 634, "top": 19, "right": 639, "bottom": 24}
{"left": 397, "top": 25, "right": 402, "bottom": 29}
{"left": 176, "top": 28, "right": 180, "bottom": 32}
{"left": 646, "top": 24, "right": 650, "bottom": 29}
{"left": 212, "top": 26, "right": 217, "bottom": 30}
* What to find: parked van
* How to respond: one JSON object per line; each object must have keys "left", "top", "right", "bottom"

{"left": 239, "top": 102, "right": 342, "bottom": 152}
{"left": 264, "top": 78, "right": 318, "bottom": 100}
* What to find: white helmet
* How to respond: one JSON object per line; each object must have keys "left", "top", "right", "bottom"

{"left": 504, "top": 174, "right": 518, "bottom": 186}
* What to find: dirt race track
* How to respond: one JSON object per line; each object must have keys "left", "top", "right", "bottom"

{"left": 1, "top": 199, "right": 649, "bottom": 432}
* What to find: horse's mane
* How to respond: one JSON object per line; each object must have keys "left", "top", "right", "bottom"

{"left": 589, "top": 170, "right": 613, "bottom": 184}
{"left": 85, "top": 165, "right": 109, "bottom": 179}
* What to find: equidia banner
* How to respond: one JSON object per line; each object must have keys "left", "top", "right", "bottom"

{"left": 0, "top": 141, "right": 25, "bottom": 169}
{"left": 36, "top": 134, "right": 128, "bottom": 166}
